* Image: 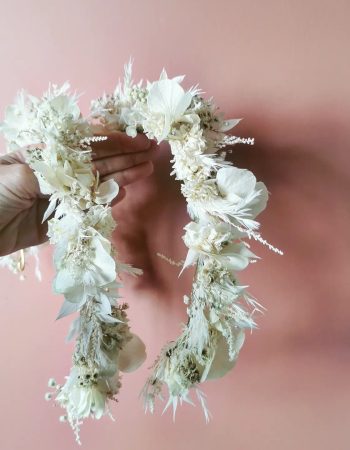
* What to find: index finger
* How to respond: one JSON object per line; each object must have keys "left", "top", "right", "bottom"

{"left": 91, "top": 131, "right": 153, "bottom": 160}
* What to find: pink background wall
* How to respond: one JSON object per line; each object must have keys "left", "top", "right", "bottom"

{"left": 0, "top": 1, "right": 349, "bottom": 449}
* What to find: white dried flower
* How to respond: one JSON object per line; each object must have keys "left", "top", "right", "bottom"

{"left": 0, "top": 80, "right": 144, "bottom": 441}
{"left": 144, "top": 77, "right": 194, "bottom": 142}
{"left": 0, "top": 61, "right": 281, "bottom": 433}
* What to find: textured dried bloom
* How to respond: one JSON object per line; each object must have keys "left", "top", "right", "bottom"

{"left": 0, "top": 91, "right": 40, "bottom": 150}
{"left": 182, "top": 221, "right": 257, "bottom": 271}
{"left": 54, "top": 234, "right": 116, "bottom": 295}
{"left": 54, "top": 367, "right": 114, "bottom": 443}
{"left": 144, "top": 77, "right": 194, "bottom": 142}
{"left": 215, "top": 166, "right": 269, "bottom": 227}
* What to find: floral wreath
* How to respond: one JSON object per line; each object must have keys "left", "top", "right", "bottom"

{"left": 0, "top": 61, "right": 282, "bottom": 443}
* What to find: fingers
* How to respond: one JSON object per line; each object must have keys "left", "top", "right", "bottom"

{"left": 0, "top": 163, "right": 40, "bottom": 201}
{"left": 94, "top": 147, "right": 156, "bottom": 177}
{"left": 101, "top": 161, "right": 154, "bottom": 187}
{"left": 91, "top": 131, "right": 156, "bottom": 159}
{"left": 0, "top": 151, "right": 26, "bottom": 165}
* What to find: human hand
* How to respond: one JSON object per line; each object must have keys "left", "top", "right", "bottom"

{"left": 0, "top": 132, "right": 157, "bottom": 256}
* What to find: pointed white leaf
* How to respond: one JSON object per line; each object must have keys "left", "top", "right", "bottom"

{"left": 42, "top": 197, "right": 58, "bottom": 223}
{"left": 56, "top": 300, "right": 80, "bottom": 320}
{"left": 179, "top": 249, "right": 197, "bottom": 276}
{"left": 220, "top": 118, "right": 242, "bottom": 132}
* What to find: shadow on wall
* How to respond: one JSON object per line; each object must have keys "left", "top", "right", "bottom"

{"left": 233, "top": 107, "right": 350, "bottom": 348}
{"left": 112, "top": 105, "right": 350, "bottom": 350}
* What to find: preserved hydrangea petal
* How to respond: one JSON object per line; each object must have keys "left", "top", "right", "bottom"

{"left": 216, "top": 166, "right": 269, "bottom": 220}
{"left": 95, "top": 179, "right": 119, "bottom": 204}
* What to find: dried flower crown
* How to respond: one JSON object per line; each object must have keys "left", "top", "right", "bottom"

{"left": 0, "top": 61, "right": 282, "bottom": 443}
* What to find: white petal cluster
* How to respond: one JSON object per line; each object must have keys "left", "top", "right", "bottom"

{"left": 182, "top": 221, "right": 257, "bottom": 271}
{"left": 1, "top": 61, "right": 281, "bottom": 432}
{"left": 92, "top": 62, "right": 280, "bottom": 421}
{"left": 0, "top": 90, "right": 40, "bottom": 150}
{"left": 0, "top": 81, "right": 146, "bottom": 442}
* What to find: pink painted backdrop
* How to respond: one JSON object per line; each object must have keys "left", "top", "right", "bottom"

{"left": 0, "top": 1, "right": 349, "bottom": 449}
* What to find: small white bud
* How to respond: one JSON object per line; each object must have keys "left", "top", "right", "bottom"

{"left": 44, "top": 392, "right": 52, "bottom": 401}
{"left": 59, "top": 415, "right": 68, "bottom": 423}
{"left": 48, "top": 378, "right": 56, "bottom": 387}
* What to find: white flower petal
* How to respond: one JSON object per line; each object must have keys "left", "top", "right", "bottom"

{"left": 91, "top": 236, "right": 116, "bottom": 285}
{"left": 220, "top": 118, "right": 241, "bottom": 132}
{"left": 205, "top": 330, "right": 245, "bottom": 380}
{"left": 95, "top": 179, "right": 119, "bottom": 204}
{"left": 64, "top": 285, "right": 87, "bottom": 303}
{"left": 181, "top": 248, "right": 198, "bottom": 273}
{"left": 99, "top": 292, "right": 112, "bottom": 316}
{"left": 126, "top": 125, "right": 137, "bottom": 137}
{"left": 216, "top": 243, "right": 258, "bottom": 271}
{"left": 54, "top": 269, "right": 76, "bottom": 294}
{"left": 148, "top": 79, "right": 192, "bottom": 121}
{"left": 215, "top": 167, "right": 269, "bottom": 223}
{"left": 217, "top": 167, "right": 256, "bottom": 201}
{"left": 92, "top": 388, "right": 106, "bottom": 419}
{"left": 56, "top": 300, "right": 80, "bottom": 320}
{"left": 119, "top": 333, "right": 146, "bottom": 373}
{"left": 249, "top": 181, "right": 269, "bottom": 217}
